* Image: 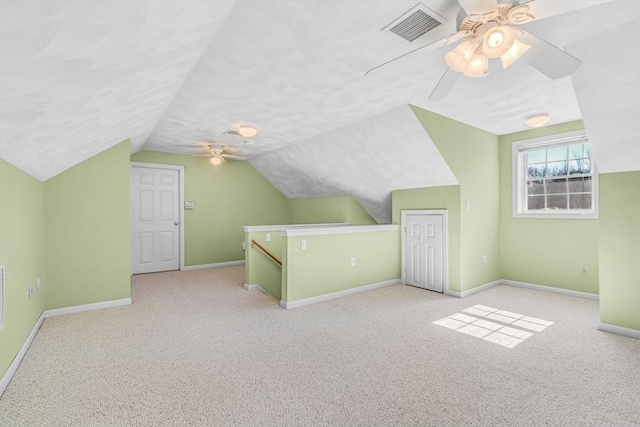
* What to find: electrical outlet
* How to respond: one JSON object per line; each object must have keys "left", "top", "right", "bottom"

{"left": 266, "top": 233, "right": 271, "bottom": 242}
{"left": 350, "top": 257, "right": 356, "bottom": 267}
{"left": 37, "top": 276, "right": 41, "bottom": 290}
{"left": 482, "top": 255, "right": 488, "bottom": 264}
{"left": 466, "top": 201, "right": 471, "bottom": 211}
{"left": 242, "top": 241, "right": 246, "bottom": 251}
{"left": 301, "top": 240, "right": 307, "bottom": 250}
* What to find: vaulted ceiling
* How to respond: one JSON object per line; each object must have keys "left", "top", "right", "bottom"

{"left": 1, "top": 0, "right": 638, "bottom": 220}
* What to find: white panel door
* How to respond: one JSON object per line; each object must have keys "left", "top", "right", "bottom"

{"left": 405, "top": 214, "right": 444, "bottom": 292}
{"left": 131, "top": 166, "right": 180, "bottom": 274}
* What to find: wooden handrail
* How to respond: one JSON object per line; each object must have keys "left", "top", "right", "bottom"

{"left": 251, "top": 239, "right": 282, "bottom": 266}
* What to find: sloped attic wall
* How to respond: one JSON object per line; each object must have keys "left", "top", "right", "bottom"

{"left": 0, "top": 1, "right": 235, "bottom": 181}
{"left": 569, "top": 19, "right": 640, "bottom": 174}
{"left": 249, "top": 105, "right": 458, "bottom": 224}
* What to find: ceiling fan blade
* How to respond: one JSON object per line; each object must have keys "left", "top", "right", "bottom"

{"left": 365, "top": 32, "right": 463, "bottom": 77}
{"left": 429, "top": 68, "right": 461, "bottom": 101}
{"left": 523, "top": 0, "right": 616, "bottom": 23}
{"left": 456, "top": 0, "right": 497, "bottom": 16}
{"left": 519, "top": 30, "right": 582, "bottom": 79}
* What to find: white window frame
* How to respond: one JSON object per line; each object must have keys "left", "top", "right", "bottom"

{"left": 512, "top": 130, "right": 598, "bottom": 219}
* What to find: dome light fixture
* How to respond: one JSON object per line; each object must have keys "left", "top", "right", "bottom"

{"left": 238, "top": 126, "right": 258, "bottom": 138}
{"left": 525, "top": 113, "right": 550, "bottom": 128}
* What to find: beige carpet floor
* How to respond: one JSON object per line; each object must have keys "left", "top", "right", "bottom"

{"left": 1, "top": 265, "right": 639, "bottom": 426}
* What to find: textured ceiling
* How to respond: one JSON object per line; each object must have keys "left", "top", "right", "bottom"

{"left": 1, "top": 0, "right": 638, "bottom": 218}
{"left": 250, "top": 105, "right": 458, "bottom": 223}
{"left": 0, "top": 0, "right": 235, "bottom": 181}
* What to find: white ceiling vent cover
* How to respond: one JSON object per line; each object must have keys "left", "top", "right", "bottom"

{"left": 223, "top": 129, "right": 240, "bottom": 136}
{"left": 383, "top": 3, "right": 447, "bottom": 43}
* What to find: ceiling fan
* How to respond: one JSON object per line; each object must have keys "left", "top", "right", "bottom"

{"left": 367, "top": 0, "right": 582, "bottom": 100}
{"left": 193, "top": 144, "right": 241, "bottom": 170}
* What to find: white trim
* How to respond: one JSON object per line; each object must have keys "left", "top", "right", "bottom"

{"left": 244, "top": 283, "right": 277, "bottom": 300}
{"left": 182, "top": 260, "right": 244, "bottom": 270}
{"left": 44, "top": 298, "right": 132, "bottom": 318}
{"left": 0, "top": 312, "right": 45, "bottom": 396}
{"left": 0, "top": 297, "right": 132, "bottom": 397}
{"left": 400, "top": 210, "right": 449, "bottom": 294}
{"left": 598, "top": 322, "right": 640, "bottom": 339}
{"left": 280, "top": 279, "right": 400, "bottom": 309}
{"left": 243, "top": 223, "right": 349, "bottom": 233}
{"left": 501, "top": 279, "right": 599, "bottom": 300}
{"left": 283, "top": 224, "right": 398, "bottom": 237}
{"left": 511, "top": 130, "right": 598, "bottom": 219}
{"left": 445, "top": 280, "right": 501, "bottom": 298}
{"left": 130, "top": 162, "right": 186, "bottom": 271}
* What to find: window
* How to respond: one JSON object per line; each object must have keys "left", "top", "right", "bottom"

{"left": 513, "top": 130, "right": 597, "bottom": 218}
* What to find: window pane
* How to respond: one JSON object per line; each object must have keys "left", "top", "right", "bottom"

{"left": 545, "top": 161, "right": 567, "bottom": 177}
{"left": 568, "top": 143, "right": 584, "bottom": 160}
{"left": 584, "top": 143, "right": 591, "bottom": 158}
{"left": 546, "top": 178, "right": 567, "bottom": 194}
{"left": 527, "top": 180, "right": 545, "bottom": 195}
{"left": 569, "top": 159, "right": 588, "bottom": 174}
{"left": 527, "top": 196, "right": 545, "bottom": 210}
{"left": 548, "top": 195, "right": 568, "bottom": 209}
{"left": 570, "top": 194, "right": 592, "bottom": 209}
{"left": 569, "top": 177, "right": 592, "bottom": 193}
{"left": 528, "top": 164, "right": 546, "bottom": 178}
{"left": 547, "top": 146, "right": 568, "bottom": 162}
{"left": 527, "top": 149, "right": 545, "bottom": 164}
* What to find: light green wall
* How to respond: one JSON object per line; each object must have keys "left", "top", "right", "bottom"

{"left": 282, "top": 229, "right": 399, "bottom": 302}
{"left": 392, "top": 186, "right": 462, "bottom": 292}
{"left": 407, "top": 106, "right": 501, "bottom": 292}
{"left": 130, "top": 151, "right": 290, "bottom": 266}
{"left": 598, "top": 171, "right": 640, "bottom": 330}
{"left": 44, "top": 141, "right": 131, "bottom": 309}
{"left": 498, "top": 121, "right": 599, "bottom": 294}
{"left": 244, "top": 231, "right": 282, "bottom": 300}
{"left": 0, "top": 160, "right": 45, "bottom": 378}
{"left": 289, "top": 195, "right": 376, "bottom": 225}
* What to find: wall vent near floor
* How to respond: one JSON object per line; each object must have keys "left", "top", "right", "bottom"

{"left": 382, "top": 3, "right": 446, "bottom": 43}
{"left": 0, "top": 265, "right": 5, "bottom": 330}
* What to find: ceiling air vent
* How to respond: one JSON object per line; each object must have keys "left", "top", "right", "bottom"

{"left": 223, "top": 129, "right": 240, "bottom": 136}
{"left": 383, "top": 3, "right": 446, "bottom": 43}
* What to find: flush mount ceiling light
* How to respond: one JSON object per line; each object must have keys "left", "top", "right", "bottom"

{"left": 525, "top": 113, "right": 550, "bottom": 128}
{"left": 238, "top": 126, "right": 257, "bottom": 138}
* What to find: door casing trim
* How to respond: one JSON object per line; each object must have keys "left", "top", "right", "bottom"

{"left": 131, "top": 162, "right": 185, "bottom": 272}
{"left": 400, "top": 209, "right": 449, "bottom": 294}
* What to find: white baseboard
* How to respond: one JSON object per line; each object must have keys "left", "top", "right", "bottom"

{"left": 44, "top": 298, "right": 132, "bottom": 318}
{"left": 501, "top": 279, "right": 599, "bottom": 300}
{"left": 182, "top": 260, "right": 244, "bottom": 271}
{"left": 445, "top": 280, "right": 501, "bottom": 298}
{"left": 598, "top": 322, "right": 640, "bottom": 339}
{"left": 281, "top": 279, "right": 400, "bottom": 309}
{"left": 0, "top": 313, "right": 45, "bottom": 397}
{"left": 244, "top": 283, "right": 277, "bottom": 300}
{"left": 1, "top": 297, "right": 132, "bottom": 397}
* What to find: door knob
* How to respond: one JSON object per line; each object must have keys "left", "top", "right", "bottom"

{"left": 174, "top": 221, "right": 179, "bottom": 226}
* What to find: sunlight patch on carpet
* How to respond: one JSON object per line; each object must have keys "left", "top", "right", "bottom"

{"left": 433, "top": 304, "right": 553, "bottom": 348}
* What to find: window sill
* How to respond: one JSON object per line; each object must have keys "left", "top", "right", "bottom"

{"left": 513, "top": 211, "right": 598, "bottom": 219}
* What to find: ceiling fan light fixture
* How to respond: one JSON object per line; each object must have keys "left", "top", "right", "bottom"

{"left": 210, "top": 155, "right": 222, "bottom": 166}
{"left": 445, "top": 40, "right": 476, "bottom": 73}
{"left": 238, "top": 126, "right": 257, "bottom": 138}
{"left": 525, "top": 113, "right": 550, "bottom": 128}
{"left": 462, "top": 54, "right": 488, "bottom": 78}
{"left": 500, "top": 38, "right": 531, "bottom": 69}
{"left": 482, "top": 26, "right": 516, "bottom": 58}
